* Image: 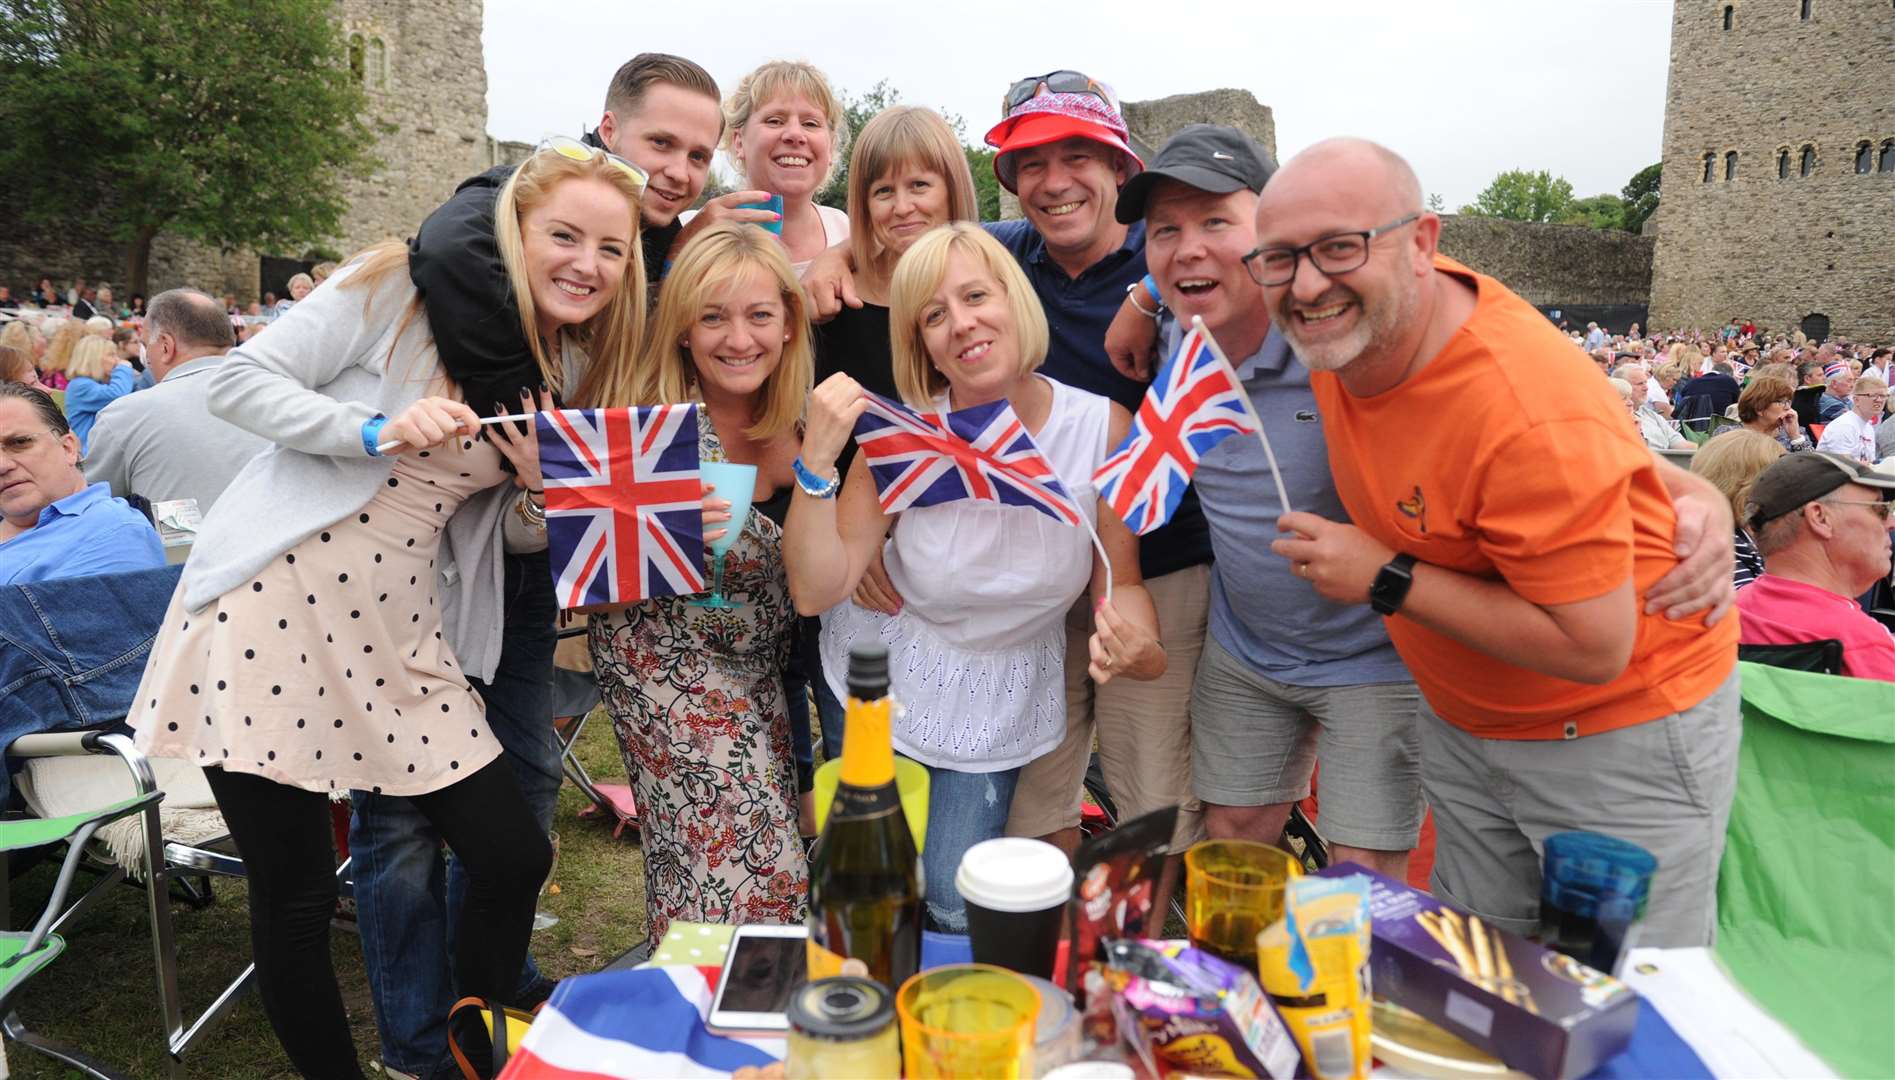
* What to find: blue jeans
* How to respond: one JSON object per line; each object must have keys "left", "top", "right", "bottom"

{"left": 0, "top": 565, "right": 182, "bottom": 803}
{"left": 922, "top": 763, "right": 1022, "bottom": 933}
{"left": 795, "top": 615, "right": 846, "bottom": 764}
{"left": 349, "top": 551, "right": 561, "bottom": 1075}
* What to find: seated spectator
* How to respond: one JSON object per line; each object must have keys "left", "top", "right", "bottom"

{"left": 1817, "top": 363, "right": 1855, "bottom": 422}
{"left": 61, "top": 336, "right": 137, "bottom": 453}
{"left": 39, "top": 318, "right": 81, "bottom": 390}
{"left": 0, "top": 345, "right": 39, "bottom": 390}
{"left": 0, "top": 383, "right": 164, "bottom": 585}
{"left": 0, "top": 321, "right": 39, "bottom": 371}
{"left": 1737, "top": 453, "right": 1895, "bottom": 680}
{"left": 1676, "top": 359, "right": 1741, "bottom": 426}
{"left": 310, "top": 262, "right": 337, "bottom": 287}
{"left": 1649, "top": 359, "right": 1683, "bottom": 418}
{"left": 1816, "top": 375, "right": 1884, "bottom": 463}
{"left": 273, "top": 274, "right": 313, "bottom": 319}
{"left": 1693, "top": 430, "right": 1785, "bottom": 589}
{"left": 1737, "top": 373, "right": 1811, "bottom": 451}
{"left": 85, "top": 289, "right": 263, "bottom": 513}
{"left": 1617, "top": 364, "right": 1689, "bottom": 451}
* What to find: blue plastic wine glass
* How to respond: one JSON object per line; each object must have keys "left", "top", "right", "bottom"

{"left": 690, "top": 461, "right": 757, "bottom": 609}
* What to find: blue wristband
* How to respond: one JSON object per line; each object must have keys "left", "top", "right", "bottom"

{"left": 361, "top": 416, "right": 389, "bottom": 457}
{"left": 791, "top": 456, "right": 841, "bottom": 498}
{"left": 1140, "top": 274, "right": 1161, "bottom": 304}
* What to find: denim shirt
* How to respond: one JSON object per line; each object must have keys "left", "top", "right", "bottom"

{"left": 0, "top": 565, "right": 183, "bottom": 801}
{"left": 0, "top": 482, "right": 164, "bottom": 586}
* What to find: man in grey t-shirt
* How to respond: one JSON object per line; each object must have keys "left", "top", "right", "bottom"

{"left": 85, "top": 289, "right": 267, "bottom": 513}
{"left": 1110, "top": 127, "right": 1423, "bottom": 879}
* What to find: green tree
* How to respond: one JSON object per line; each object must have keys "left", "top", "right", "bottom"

{"left": 1620, "top": 162, "right": 1661, "bottom": 234}
{"left": 1457, "top": 169, "right": 1576, "bottom": 223}
{"left": 1556, "top": 193, "right": 1627, "bottom": 230}
{"left": 0, "top": 0, "right": 378, "bottom": 295}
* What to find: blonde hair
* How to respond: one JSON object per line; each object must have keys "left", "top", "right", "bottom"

{"left": 84, "top": 315, "right": 113, "bottom": 336}
{"left": 66, "top": 336, "right": 118, "bottom": 382}
{"left": 888, "top": 223, "right": 1049, "bottom": 409}
{"left": 634, "top": 222, "right": 812, "bottom": 440}
{"left": 723, "top": 60, "right": 848, "bottom": 190}
{"left": 0, "top": 320, "right": 37, "bottom": 359}
{"left": 42, "top": 319, "right": 84, "bottom": 375}
{"left": 0, "top": 344, "right": 32, "bottom": 384}
{"left": 1693, "top": 429, "right": 1786, "bottom": 523}
{"left": 846, "top": 107, "right": 981, "bottom": 286}
{"left": 338, "top": 145, "right": 648, "bottom": 407}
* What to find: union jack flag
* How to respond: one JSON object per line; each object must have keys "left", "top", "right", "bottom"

{"left": 851, "top": 391, "right": 1081, "bottom": 525}
{"left": 537, "top": 405, "right": 705, "bottom": 609}
{"left": 1093, "top": 322, "right": 1260, "bottom": 535}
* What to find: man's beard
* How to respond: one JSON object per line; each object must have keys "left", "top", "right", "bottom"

{"left": 1277, "top": 281, "right": 1416, "bottom": 375}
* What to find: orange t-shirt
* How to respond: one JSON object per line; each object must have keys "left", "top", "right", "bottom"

{"left": 1309, "top": 256, "right": 1737, "bottom": 739}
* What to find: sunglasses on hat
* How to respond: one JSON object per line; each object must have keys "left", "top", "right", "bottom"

{"left": 1001, "top": 70, "right": 1119, "bottom": 117}
{"left": 537, "top": 135, "right": 647, "bottom": 193}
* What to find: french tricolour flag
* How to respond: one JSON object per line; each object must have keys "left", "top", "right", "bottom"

{"left": 501, "top": 966, "right": 782, "bottom": 1079}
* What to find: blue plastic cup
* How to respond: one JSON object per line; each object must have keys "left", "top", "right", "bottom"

{"left": 1537, "top": 831, "right": 1656, "bottom": 974}
{"left": 738, "top": 193, "right": 784, "bottom": 235}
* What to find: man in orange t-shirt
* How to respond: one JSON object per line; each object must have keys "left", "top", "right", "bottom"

{"left": 1256, "top": 138, "right": 1741, "bottom": 947}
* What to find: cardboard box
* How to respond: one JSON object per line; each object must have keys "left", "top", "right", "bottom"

{"left": 1316, "top": 864, "right": 1639, "bottom": 1080}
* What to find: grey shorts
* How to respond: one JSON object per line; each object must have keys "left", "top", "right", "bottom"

{"left": 1419, "top": 668, "right": 1742, "bottom": 948}
{"left": 1189, "top": 635, "right": 1424, "bottom": 852}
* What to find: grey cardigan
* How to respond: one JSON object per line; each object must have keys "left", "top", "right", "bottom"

{"left": 182, "top": 261, "right": 570, "bottom": 682}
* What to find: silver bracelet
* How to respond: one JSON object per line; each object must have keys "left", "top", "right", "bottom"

{"left": 1125, "top": 280, "right": 1161, "bottom": 320}
{"left": 514, "top": 490, "right": 546, "bottom": 531}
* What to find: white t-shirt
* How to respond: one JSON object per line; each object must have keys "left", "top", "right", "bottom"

{"left": 1817, "top": 409, "right": 1878, "bottom": 462}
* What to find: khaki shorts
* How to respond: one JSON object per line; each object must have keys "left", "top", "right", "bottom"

{"left": 1004, "top": 564, "right": 1209, "bottom": 853}
{"left": 1420, "top": 668, "right": 1742, "bottom": 948}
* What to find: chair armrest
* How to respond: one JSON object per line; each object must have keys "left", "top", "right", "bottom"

{"left": 8, "top": 732, "right": 104, "bottom": 758}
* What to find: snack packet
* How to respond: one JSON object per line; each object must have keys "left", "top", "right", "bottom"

{"left": 1069, "top": 805, "right": 1177, "bottom": 1005}
{"left": 1101, "top": 938, "right": 1300, "bottom": 1080}
{"left": 1255, "top": 874, "right": 1373, "bottom": 1079}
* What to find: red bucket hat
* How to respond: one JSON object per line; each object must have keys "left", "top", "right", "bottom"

{"left": 984, "top": 87, "right": 1143, "bottom": 194}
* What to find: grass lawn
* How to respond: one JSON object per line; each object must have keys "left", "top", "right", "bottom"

{"left": 7, "top": 711, "right": 648, "bottom": 1079}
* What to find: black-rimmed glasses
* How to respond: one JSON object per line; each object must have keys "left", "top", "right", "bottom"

{"left": 1243, "top": 213, "right": 1422, "bottom": 287}
{"left": 1001, "top": 70, "right": 1118, "bottom": 117}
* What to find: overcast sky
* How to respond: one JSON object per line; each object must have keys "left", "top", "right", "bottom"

{"left": 482, "top": 0, "right": 1673, "bottom": 210}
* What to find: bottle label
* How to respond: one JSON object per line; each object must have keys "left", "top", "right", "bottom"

{"left": 830, "top": 781, "right": 903, "bottom": 822}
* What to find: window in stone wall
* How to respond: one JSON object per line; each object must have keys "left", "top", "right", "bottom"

{"left": 1858, "top": 142, "right": 1874, "bottom": 174}
{"left": 1722, "top": 4, "right": 1734, "bottom": 29}
{"left": 1799, "top": 0, "right": 1811, "bottom": 20}
{"left": 1800, "top": 145, "right": 1816, "bottom": 177}
{"left": 1703, "top": 153, "right": 1716, "bottom": 183}
{"left": 1882, "top": 140, "right": 1895, "bottom": 173}
{"left": 1725, "top": 151, "right": 1738, "bottom": 180}
{"left": 369, "top": 37, "right": 387, "bottom": 89}
{"left": 1778, "top": 148, "right": 1791, "bottom": 179}
{"left": 348, "top": 33, "right": 364, "bottom": 82}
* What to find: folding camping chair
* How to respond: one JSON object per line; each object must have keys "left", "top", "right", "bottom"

{"left": 552, "top": 624, "right": 639, "bottom": 840}
{"left": 0, "top": 779, "right": 161, "bottom": 1079}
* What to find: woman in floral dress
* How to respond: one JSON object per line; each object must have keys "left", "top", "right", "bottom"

{"left": 589, "top": 223, "right": 814, "bottom": 945}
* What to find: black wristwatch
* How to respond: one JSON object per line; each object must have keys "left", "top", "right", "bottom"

{"left": 1368, "top": 554, "right": 1418, "bottom": 616}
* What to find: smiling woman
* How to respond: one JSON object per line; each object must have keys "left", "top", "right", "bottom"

{"left": 723, "top": 60, "right": 852, "bottom": 267}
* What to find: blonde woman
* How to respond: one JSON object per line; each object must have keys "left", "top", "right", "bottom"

{"left": 62, "top": 335, "right": 136, "bottom": 452}
{"left": 126, "top": 143, "right": 646, "bottom": 1078}
{"left": 722, "top": 60, "right": 850, "bottom": 268}
{"left": 0, "top": 344, "right": 37, "bottom": 388}
{"left": 588, "top": 222, "right": 814, "bottom": 946}
{"left": 784, "top": 224, "right": 1165, "bottom": 931}
{"left": 1692, "top": 429, "right": 1785, "bottom": 589}
{"left": 0, "top": 320, "right": 42, "bottom": 371}
{"left": 40, "top": 318, "right": 81, "bottom": 390}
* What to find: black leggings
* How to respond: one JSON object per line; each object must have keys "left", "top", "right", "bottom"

{"left": 206, "top": 760, "right": 552, "bottom": 1080}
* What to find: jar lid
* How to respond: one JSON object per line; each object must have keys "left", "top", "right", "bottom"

{"left": 787, "top": 976, "right": 894, "bottom": 1040}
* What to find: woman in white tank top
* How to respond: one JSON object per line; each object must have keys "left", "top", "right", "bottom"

{"left": 782, "top": 224, "right": 1166, "bottom": 931}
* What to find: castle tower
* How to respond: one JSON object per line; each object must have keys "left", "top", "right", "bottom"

{"left": 1648, "top": 0, "right": 1895, "bottom": 341}
{"left": 330, "top": 0, "right": 492, "bottom": 257}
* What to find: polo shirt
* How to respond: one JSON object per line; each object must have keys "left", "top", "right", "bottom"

{"left": 985, "top": 219, "right": 1211, "bottom": 579}
{"left": 1737, "top": 574, "right": 1895, "bottom": 682}
{"left": 1180, "top": 320, "right": 1409, "bottom": 687}
{"left": 0, "top": 482, "right": 164, "bottom": 585}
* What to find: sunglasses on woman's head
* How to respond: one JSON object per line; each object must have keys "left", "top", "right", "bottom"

{"left": 538, "top": 135, "right": 647, "bottom": 193}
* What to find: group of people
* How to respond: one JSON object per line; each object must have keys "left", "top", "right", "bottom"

{"left": 0, "top": 46, "right": 1870, "bottom": 1080}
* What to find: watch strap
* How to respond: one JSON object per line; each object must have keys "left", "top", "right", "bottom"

{"left": 1369, "top": 553, "right": 1418, "bottom": 616}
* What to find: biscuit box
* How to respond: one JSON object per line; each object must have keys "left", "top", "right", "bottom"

{"left": 1315, "top": 863, "right": 1639, "bottom": 1080}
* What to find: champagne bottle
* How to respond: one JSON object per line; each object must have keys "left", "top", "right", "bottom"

{"left": 806, "top": 644, "right": 922, "bottom": 991}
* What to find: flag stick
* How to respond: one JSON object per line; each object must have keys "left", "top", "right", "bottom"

{"left": 1192, "top": 316, "right": 1293, "bottom": 516}
{"left": 376, "top": 411, "right": 536, "bottom": 455}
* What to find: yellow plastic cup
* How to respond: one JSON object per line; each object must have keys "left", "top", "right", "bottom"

{"left": 812, "top": 755, "right": 930, "bottom": 853}
{"left": 1183, "top": 839, "right": 1303, "bottom": 968}
{"left": 896, "top": 964, "right": 1038, "bottom": 1079}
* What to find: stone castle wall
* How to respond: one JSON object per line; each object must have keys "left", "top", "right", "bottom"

{"left": 1437, "top": 216, "right": 1655, "bottom": 307}
{"left": 1649, "top": 0, "right": 1895, "bottom": 340}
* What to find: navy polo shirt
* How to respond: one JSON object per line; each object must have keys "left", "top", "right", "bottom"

{"left": 985, "top": 219, "right": 1212, "bottom": 579}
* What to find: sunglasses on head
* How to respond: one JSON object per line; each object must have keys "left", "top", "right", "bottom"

{"left": 1001, "top": 70, "right": 1118, "bottom": 117}
{"left": 538, "top": 135, "right": 647, "bottom": 193}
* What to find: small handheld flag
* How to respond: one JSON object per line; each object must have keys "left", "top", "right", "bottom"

{"left": 537, "top": 405, "right": 705, "bottom": 609}
{"left": 1093, "top": 318, "right": 1276, "bottom": 534}
{"left": 851, "top": 391, "right": 1082, "bottom": 524}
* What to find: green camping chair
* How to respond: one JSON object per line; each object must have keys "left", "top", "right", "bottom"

{"left": 0, "top": 787, "right": 162, "bottom": 1079}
